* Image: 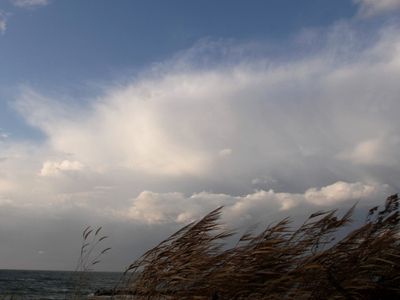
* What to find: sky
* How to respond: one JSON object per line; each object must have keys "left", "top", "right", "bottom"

{"left": 0, "top": 0, "right": 400, "bottom": 271}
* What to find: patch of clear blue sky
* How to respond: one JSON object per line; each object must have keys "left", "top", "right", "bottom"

{"left": 0, "top": 0, "right": 356, "bottom": 140}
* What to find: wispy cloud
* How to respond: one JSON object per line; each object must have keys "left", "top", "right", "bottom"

{"left": 354, "top": 0, "right": 400, "bottom": 18}
{"left": 0, "top": 11, "right": 7, "bottom": 34}
{"left": 11, "top": 0, "right": 49, "bottom": 9}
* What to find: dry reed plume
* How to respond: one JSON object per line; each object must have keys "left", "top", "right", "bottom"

{"left": 72, "top": 226, "right": 111, "bottom": 299}
{"left": 111, "top": 194, "right": 400, "bottom": 300}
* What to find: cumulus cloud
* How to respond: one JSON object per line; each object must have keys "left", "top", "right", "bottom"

{"left": 303, "top": 181, "right": 383, "bottom": 206}
{"left": 354, "top": 0, "right": 400, "bottom": 18}
{"left": 126, "top": 181, "right": 388, "bottom": 225}
{"left": 14, "top": 22, "right": 400, "bottom": 194}
{"left": 40, "top": 160, "right": 84, "bottom": 177}
{"left": 11, "top": 0, "right": 49, "bottom": 8}
{"left": 15, "top": 86, "right": 209, "bottom": 176}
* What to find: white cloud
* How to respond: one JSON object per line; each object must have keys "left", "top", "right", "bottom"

{"left": 304, "top": 181, "right": 383, "bottom": 206}
{"left": 40, "top": 160, "right": 84, "bottom": 177}
{"left": 15, "top": 86, "right": 211, "bottom": 176}
{"left": 11, "top": 0, "right": 49, "bottom": 8}
{"left": 126, "top": 181, "right": 387, "bottom": 224}
{"left": 0, "top": 11, "right": 7, "bottom": 34}
{"left": 2, "top": 20, "right": 400, "bottom": 270}
{"left": 338, "top": 136, "right": 400, "bottom": 166}
{"left": 14, "top": 23, "right": 400, "bottom": 191}
{"left": 354, "top": 0, "right": 400, "bottom": 17}
{"left": 339, "top": 138, "right": 383, "bottom": 165}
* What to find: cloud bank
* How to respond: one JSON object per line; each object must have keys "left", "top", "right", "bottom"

{"left": 126, "top": 181, "right": 388, "bottom": 225}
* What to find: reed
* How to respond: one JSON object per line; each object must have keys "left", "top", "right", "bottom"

{"left": 71, "top": 226, "right": 111, "bottom": 299}
{"left": 115, "top": 194, "right": 400, "bottom": 300}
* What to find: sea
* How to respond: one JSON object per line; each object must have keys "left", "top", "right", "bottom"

{"left": 0, "top": 269, "right": 122, "bottom": 299}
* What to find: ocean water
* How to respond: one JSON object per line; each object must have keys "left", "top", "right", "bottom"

{"left": 0, "top": 269, "right": 122, "bottom": 299}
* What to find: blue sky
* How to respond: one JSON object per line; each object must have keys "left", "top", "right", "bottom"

{"left": 1, "top": 0, "right": 400, "bottom": 271}
{"left": 0, "top": 0, "right": 357, "bottom": 139}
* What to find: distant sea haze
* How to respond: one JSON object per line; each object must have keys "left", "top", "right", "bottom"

{"left": 0, "top": 269, "right": 121, "bottom": 299}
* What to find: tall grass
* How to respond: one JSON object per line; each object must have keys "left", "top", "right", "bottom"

{"left": 71, "top": 226, "right": 111, "bottom": 299}
{"left": 112, "top": 194, "right": 400, "bottom": 299}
